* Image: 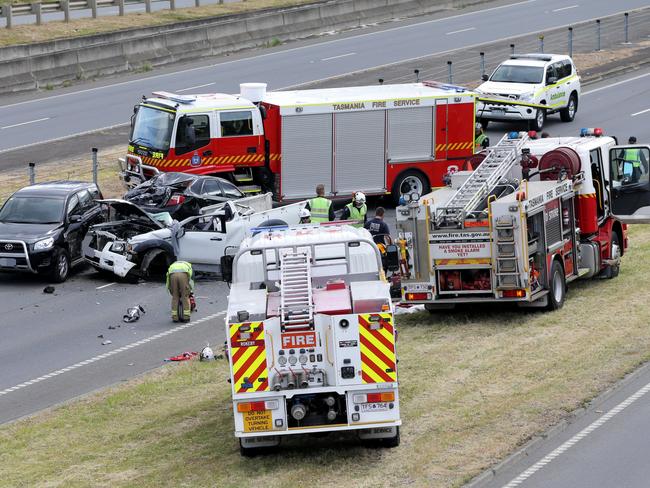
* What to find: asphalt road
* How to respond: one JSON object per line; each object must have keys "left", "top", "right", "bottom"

{"left": 0, "top": 0, "right": 647, "bottom": 159}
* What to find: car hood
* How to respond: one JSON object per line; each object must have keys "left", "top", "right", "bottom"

{"left": 0, "top": 222, "right": 62, "bottom": 242}
{"left": 97, "top": 199, "right": 166, "bottom": 229}
{"left": 476, "top": 81, "right": 537, "bottom": 96}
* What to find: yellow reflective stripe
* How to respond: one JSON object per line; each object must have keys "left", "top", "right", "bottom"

{"left": 141, "top": 103, "right": 176, "bottom": 114}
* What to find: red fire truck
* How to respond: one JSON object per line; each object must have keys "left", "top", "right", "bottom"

{"left": 120, "top": 82, "right": 476, "bottom": 203}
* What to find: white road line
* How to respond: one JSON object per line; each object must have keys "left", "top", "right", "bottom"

{"left": 583, "top": 72, "right": 650, "bottom": 96}
{"left": 321, "top": 52, "right": 356, "bottom": 61}
{"left": 445, "top": 27, "right": 476, "bottom": 35}
{"left": 631, "top": 107, "right": 650, "bottom": 117}
{"left": 96, "top": 282, "right": 116, "bottom": 290}
{"left": 0, "top": 310, "right": 226, "bottom": 398}
{"left": 502, "top": 380, "right": 650, "bottom": 487}
{"left": 552, "top": 4, "right": 579, "bottom": 12}
{"left": 1, "top": 117, "right": 50, "bottom": 129}
{"left": 177, "top": 82, "right": 215, "bottom": 92}
{"left": 0, "top": 0, "right": 540, "bottom": 110}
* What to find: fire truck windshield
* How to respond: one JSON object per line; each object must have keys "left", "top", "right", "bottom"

{"left": 131, "top": 105, "right": 176, "bottom": 151}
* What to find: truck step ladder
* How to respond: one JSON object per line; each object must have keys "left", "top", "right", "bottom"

{"left": 494, "top": 215, "right": 522, "bottom": 289}
{"left": 436, "top": 132, "right": 529, "bottom": 227}
{"left": 279, "top": 248, "right": 314, "bottom": 329}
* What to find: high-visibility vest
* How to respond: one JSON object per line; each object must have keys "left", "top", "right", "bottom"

{"left": 309, "top": 197, "right": 332, "bottom": 223}
{"left": 166, "top": 261, "right": 194, "bottom": 291}
{"left": 474, "top": 133, "right": 488, "bottom": 151}
{"left": 624, "top": 148, "right": 641, "bottom": 168}
{"left": 345, "top": 203, "right": 367, "bottom": 227}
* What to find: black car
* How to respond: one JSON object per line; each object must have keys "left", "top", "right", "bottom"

{"left": 0, "top": 181, "right": 104, "bottom": 282}
{"left": 124, "top": 172, "right": 244, "bottom": 219}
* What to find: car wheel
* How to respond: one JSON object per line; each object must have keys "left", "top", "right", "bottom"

{"left": 50, "top": 247, "right": 71, "bottom": 283}
{"left": 560, "top": 94, "right": 578, "bottom": 122}
{"left": 531, "top": 108, "right": 546, "bottom": 131}
{"left": 546, "top": 259, "right": 566, "bottom": 311}
{"left": 392, "top": 170, "right": 429, "bottom": 205}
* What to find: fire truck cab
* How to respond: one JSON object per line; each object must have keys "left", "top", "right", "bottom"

{"left": 122, "top": 82, "right": 477, "bottom": 203}
{"left": 397, "top": 130, "right": 650, "bottom": 310}
{"left": 224, "top": 224, "right": 401, "bottom": 455}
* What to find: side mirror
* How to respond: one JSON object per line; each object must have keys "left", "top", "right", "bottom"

{"left": 220, "top": 255, "right": 234, "bottom": 283}
{"left": 69, "top": 214, "right": 82, "bottom": 223}
{"left": 176, "top": 226, "right": 185, "bottom": 238}
{"left": 133, "top": 104, "right": 139, "bottom": 115}
{"left": 547, "top": 76, "right": 557, "bottom": 85}
{"left": 481, "top": 74, "right": 489, "bottom": 81}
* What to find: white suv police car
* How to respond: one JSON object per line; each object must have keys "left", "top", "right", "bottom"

{"left": 475, "top": 54, "right": 580, "bottom": 131}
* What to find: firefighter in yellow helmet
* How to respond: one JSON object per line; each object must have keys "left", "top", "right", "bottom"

{"left": 166, "top": 260, "right": 194, "bottom": 322}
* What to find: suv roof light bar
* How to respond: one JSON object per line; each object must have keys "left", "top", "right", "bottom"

{"left": 151, "top": 91, "right": 196, "bottom": 104}
{"left": 509, "top": 54, "right": 554, "bottom": 61}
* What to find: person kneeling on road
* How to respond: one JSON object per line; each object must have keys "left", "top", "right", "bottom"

{"left": 166, "top": 260, "right": 194, "bottom": 323}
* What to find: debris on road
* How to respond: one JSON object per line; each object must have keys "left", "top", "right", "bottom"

{"left": 97, "top": 334, "right": 104, "bottom": 338}
{"left": 43, "top": 286, "right": 55, "bottom": 294}
{"left": 101, "top": 340, "right": 112, "bottom": 345}
{"left": 123, "top": 305, "right": 145, "bottom": 323}
{"left": 164, "top": 352, "right": 197, "bottom": 362}
{"left": 199, "top": 345, "right": 214, "bottom": 361}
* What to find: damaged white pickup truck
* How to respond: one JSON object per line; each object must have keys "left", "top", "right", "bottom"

{"left": 82, "top": 194, "right": 306, "bottom": 280}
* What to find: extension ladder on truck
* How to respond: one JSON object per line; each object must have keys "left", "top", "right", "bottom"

{"left": 279, "top": 248, "right": 314, "bottom": 329}
{"left": 435, "top": 133, "right": 529, "bottom": 227}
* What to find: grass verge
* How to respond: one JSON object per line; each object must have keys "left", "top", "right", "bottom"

{"left": 0, "top": 0, "right": 316, "bottom": 47}
{"left": 1, "top": 224, "right": 650, "bottom": 487}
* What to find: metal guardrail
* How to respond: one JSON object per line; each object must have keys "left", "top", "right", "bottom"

{"left": 1, "top": 0, "right": 238, "bottom": 27}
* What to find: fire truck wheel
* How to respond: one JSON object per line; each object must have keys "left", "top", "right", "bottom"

{"left": 602, "top": 232, "right": 621, "bottom": 279}
{"left": 547, "top": 260, "right": 566, "bottom": 311}
{"left": 392, "top": 170, "right": 429, "bottom": 205}
{"left": 531, "top": 108, "right": 546, "bottom": 132}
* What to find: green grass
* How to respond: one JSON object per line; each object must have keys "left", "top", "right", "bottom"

{"left": 2, "top": 222, "right": 650, "bottom": 487}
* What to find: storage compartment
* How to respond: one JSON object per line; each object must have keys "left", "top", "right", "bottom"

{"left": 438, "top": 269, "right": 492, "bottom": 293}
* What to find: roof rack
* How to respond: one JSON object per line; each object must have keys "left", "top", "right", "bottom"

{"left": 151, "top": 91, "right": 196, "bottom": 104}
{"left": 509, "top": 54, "right": 553, "bottom": 62}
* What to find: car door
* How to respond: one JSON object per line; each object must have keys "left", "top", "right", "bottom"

{"left": 176, "top": 213, "right": 227, "bottom": 265}
{"left": 194, "top": 178, "right": 228, "bottom": 207}
{"left": 172, "top": 113, "right": 213, "bottom": 164}
{"left": 544, "top": 63, "right": 563, "bottom": 109}
{"left": 64, "top": 193, "right": 85, "bottom": 260}
{"left": 214, "top": 110, "right": 265, "bottom": 170}
{"left": 609, "top": 145, "right": 650, "bottom": 223}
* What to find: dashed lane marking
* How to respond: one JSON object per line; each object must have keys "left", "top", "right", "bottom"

{"left": 502, "top": 380, "right": 650, "bottom": 487}
{"left": 0, "top": 310, "right": 226, "bottom": 398}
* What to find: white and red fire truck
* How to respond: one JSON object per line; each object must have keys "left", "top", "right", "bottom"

{"left": 397, "top": 129, "right": 650, "bottom": 310}
{"left": 222, "top": 224, "right": 400, "bottom": 455}
{"left": 121, "top": 82, "right": 478, "bottom": 203}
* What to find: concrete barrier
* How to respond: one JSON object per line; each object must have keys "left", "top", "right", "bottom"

{"left": 0, "top": 0, "right": 495, "bottom": 94}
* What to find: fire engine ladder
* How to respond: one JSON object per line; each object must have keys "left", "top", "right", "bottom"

{"left": 279, "top": 248, "right": 314, "bottom": 329}
{"left": 435, "top": 133, "right": 529, "bottom": 227}
{"left": 494, "top": 215, "right": 522, "bottom": 289}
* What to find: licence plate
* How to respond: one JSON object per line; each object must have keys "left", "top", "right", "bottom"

{"left": 0, "top": 258, "right": 16, "bottom": 267}
{"left": 243, "top": 410, "right": 273, "bottom": 433}
{"left": 360, "top": 402, "right": 389, "bottom": 413}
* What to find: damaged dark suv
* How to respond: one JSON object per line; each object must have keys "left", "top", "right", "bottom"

{"left": 0, "top": 181, "right": 103, "bottom": 282}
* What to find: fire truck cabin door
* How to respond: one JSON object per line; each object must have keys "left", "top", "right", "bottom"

{"left": 609, "top": 145, "right": 650, "bottom": 223}
{"left": 215, "top": 110, "right": 264, "bottom": 171}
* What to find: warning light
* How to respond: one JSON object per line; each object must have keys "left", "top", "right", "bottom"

{"left": 580, "top": 128, "right": 604, "bottom": 137}
{"left": 502, "top": 289, "right": 526, "bottom": 298}
{"left": 405, "top": 292, "right": 430, "bottom": 301}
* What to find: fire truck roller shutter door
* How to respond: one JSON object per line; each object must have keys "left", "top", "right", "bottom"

{"left": 387, "top": 107, "right": 433, "bottom": 160}
{"left": 281, "top": 114, "right": 333, "bottom": 199}
{"left": 335, "top": 111, "right": 386, "bottom": 194}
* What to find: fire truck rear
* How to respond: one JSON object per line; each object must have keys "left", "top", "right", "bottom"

{"left": 397, "top": 130, "right": 650, "bottom": 310}
{"left": 223, "top": 224, "right": 400, "bottom": 455}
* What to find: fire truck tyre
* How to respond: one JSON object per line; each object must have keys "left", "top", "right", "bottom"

{"left": 49, "top": 247, "right": 71, "bottom": 283}
{"left": 602, "top": 232, "right": 621, "bottom": 279}
{"left": 479, "top": 118, "right": 489, "bottom": 130}
{"left": 531, "top": 108, "right": 546, "bottom": 132}
{"left": 547, "top": 260, "right": 566, "bottom": 311}
{"left": 392, "top": 170, "right": 429, "bottom": 205}
{"left": 560, "top": 93, "right": 578, "bottom": 122}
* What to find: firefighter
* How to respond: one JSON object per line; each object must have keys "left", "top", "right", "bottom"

{"left": 624, "top": 136, "right": 646, "bottom": 182}
{"left": 166, "top": 260, "right": 194, "bottom": 322}
{"left": 365, "top": 206, "right": 390, "bottom": 243}
{"left": 305, "top": 184, "right": 335, "bottom": 223}
{"left": 474, "top": 123, "right": 489, "bottom": 152}
{"left": 299, "top": 208, "right": 311, "bottom": 224}
{"left": 340, "top": 192, "right": 367, "bottom": 227}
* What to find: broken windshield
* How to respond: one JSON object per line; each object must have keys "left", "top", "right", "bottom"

{"left": 131, "top": 106, "right": 176, "bottom": 151}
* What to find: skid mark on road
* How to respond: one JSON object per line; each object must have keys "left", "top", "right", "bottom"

{"left": 0, "top": 310, "right": 225, "bottom": 398}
